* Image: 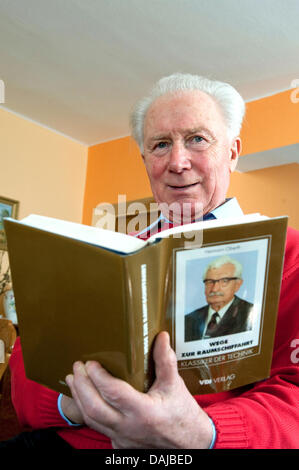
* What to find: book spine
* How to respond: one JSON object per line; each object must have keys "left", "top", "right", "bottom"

{"left": 123, "top": 241, "right": 172, "bottom": 392}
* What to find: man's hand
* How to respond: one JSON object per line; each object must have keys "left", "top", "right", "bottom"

{"left": 66, "top": 331, "right": 213, "bottom": 449}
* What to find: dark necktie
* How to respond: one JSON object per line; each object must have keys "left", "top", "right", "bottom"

{"left": 139, "top": 211, "right": 216, "bottom": 240}
{"left": 205, "top": 312, "right": 220, "bottom": 336}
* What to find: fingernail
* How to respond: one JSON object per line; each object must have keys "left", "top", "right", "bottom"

{"left": 86, "top": 360, "right": 101, "bottom": 368}
{"left": 65, "top": 374, "right": 73, "bottom": 386}
{"left": 74, "top": 361, "right": 88, "bottom": 375}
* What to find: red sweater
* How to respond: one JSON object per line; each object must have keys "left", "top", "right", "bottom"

{"left": 9, "top": 227, "right": 299, "bottom": 449}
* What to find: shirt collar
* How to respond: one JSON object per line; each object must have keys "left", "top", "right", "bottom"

{"left": 134, "top": 198, "right": 243, "bottom": 238}
{"left": 161, "top": 197, "right": 243, "bottom": 223}
{"left": 207, "top": 296, "right": 235, "bottom": 321}
{"left": 210, "top": 198, "right": 243, "bottom": 219}
{"left": 203, "top": 296, "right": 235, "bottom": 338}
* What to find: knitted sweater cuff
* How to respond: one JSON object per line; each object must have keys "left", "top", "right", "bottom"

{"left": 36, "top": 388, "right": 68, "bottom": 428}
{"left": 207, "top": 405, "right": 248, "bottom": 449}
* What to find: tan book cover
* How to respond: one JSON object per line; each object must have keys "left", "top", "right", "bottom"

{"left": 4, "top": 214, "right": 287, "bottom": 396}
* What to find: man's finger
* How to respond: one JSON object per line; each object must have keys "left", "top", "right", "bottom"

{"left": 151, "top": 331, "right": 180, "bottom": 391}
{"left": 65, "top": 373, "right": 86, "bottom": 416}
{"left": 85, "top": 360, "right": 147, "bottom": 414}
{"left": 66, "top": 361, "right": 120, "bottom": 431}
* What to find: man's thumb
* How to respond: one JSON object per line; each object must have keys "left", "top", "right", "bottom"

{"left": 151, "top": 331, "right": 178, "bottom": 389}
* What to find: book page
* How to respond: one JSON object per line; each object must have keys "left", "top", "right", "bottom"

{"left": 6, "top": 215, "right": 147, "bottom": 254}
{"left": 5, "top": 213, "right": 270, "bottom": 255}
{"left": 148, "top": 213, "right": 268, "bottom": 242}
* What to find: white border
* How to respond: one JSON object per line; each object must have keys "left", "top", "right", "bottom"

{"left": 172, "top": 236, "right": 271, "bottom": 368}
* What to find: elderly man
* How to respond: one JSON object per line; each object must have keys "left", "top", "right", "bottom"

{"left": 7, "top": 73, "right": 299, "bottom": 449}
{"left": 185, "top": 255, "right": 253, "bottom": 341}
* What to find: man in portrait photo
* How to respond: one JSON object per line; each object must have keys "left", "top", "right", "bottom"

{"left": 185, "top": 255, "right": 253, "bottom": 341}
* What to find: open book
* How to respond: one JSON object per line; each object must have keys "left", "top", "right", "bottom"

{"left": 6, "top": 212, "right": 267, "bottom": 254}
{"left": 4, "top": 213, "right": 287, "bottom": 396}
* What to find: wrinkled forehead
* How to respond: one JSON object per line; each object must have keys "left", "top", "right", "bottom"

{"left": 144, "top": 90, "right": 226, "bottom": 133}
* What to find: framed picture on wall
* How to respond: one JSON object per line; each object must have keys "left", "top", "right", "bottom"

{"left": 0, "top": 196, "right": 19, "bottom": 250}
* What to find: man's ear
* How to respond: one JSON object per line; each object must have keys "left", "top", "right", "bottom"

{"left": 229, "top": 137, "right": 242, "bottom": 173}
{"left": 234, "top": 278, "right": 243, "bottom": 293}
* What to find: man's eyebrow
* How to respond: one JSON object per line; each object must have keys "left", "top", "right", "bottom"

{"left": 146, "top": 127, "right": 216, "bottom": 142}
{"left": 186, "top": 127, "right": 216, "bottom": 139}
{"left": 147, "top": 134, "right": 170, "bottom": 142}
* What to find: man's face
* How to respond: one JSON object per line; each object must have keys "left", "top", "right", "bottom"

{"left": 142, "top": 90, "right": 241, "bottom": 221}
{"left": 204, "top": 263, "right": 243, "bottom": 311}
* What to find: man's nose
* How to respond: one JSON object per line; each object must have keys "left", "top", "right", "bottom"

{"left": 168, "top": 141, "right": 191, "bottom": 173}
{"left": 211, "top": 280, "right": 222, "bottom": 291}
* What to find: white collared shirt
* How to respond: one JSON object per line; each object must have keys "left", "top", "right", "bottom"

{"left": 134, "top": 198, "right": 244, "bottom": 238}
{"left": 210, "top": 197, "right": 244, "bottom": 219}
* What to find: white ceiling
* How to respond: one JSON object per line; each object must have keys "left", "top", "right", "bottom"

{"left": 0, "top": 0, "right": 298, "bottom": 147}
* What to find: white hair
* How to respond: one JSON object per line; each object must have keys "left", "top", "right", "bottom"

{"left": 130, "top": 73, "right": 245, "bottom": 153}
{"left": 203, "top": 255, "right": 243, "bottom": 280}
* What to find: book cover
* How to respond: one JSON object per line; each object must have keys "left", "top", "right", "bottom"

{"left": 4, "top": 215, "right": 287, "bottom": 396}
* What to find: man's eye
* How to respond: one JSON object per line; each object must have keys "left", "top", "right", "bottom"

{"left": 191, "top": 136, "right": 204, "bottom": 143}
{"left": 155, "top": 142, "right": 169, "bottom": 150}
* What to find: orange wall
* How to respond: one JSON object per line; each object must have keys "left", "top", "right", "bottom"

{"left": 0, "top": 107, "right": 87, "bottom": 223}
{"left": 82, "top": 89, "right": 299, "bottom": 229}
{"left": 233, "top": 88, "right": 299, "bottom": 229}
{"left": 82, "top": 137, "right": 152, "bottom": 225}
{"left": 240, "top": 89, "right": 298, "bottom": 155}
{"left": 227, "top": 164, "right": 299, "bottom": 229}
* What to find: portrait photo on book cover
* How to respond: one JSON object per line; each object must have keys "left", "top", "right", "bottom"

{"left": 173, "top": 237, "right": 270, "bottom": 365}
